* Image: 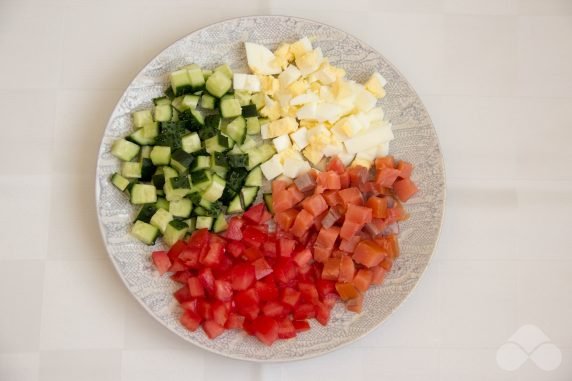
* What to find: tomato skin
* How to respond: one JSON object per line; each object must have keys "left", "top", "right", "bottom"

{"left": 200, "top": 241, "right": 224, "bottom": 267}
{"left": 196, "top": 299, "right": 213, "bottom": 320}
{"left": 353, "top": 240, "right": 386, "bottom": 268}
{"left": 298, "top": 282, "right": 319, "bottom": 304}
{"left": 393, "top": 178, "right": 419, "bottom": 202}
{"left": 180, "top": 310, "right": 202, "bottom": 331}
{"left": 152, "top": 251, "right": 171, "bottom": 275}
{"left": 243, "top": 203, "right": 266, "bottom": 224}
{"left": 174, "top": 285, "right": 193, "bottom": 303}
{"left": 255, "top": 280, "right": 279, "bottom": 302}
{"left": 188, "top": 229, "right": 210, "bottom": 249}
{"left": 198, "top": 268, "right": 215, "bottom": 295}
{"left": 242, "top": 226, "right": 267, "bottom": 248}
{"left": 274, "top": 258, "right": 297, "bottom": 286}
{"left": 293, "top": 303, "right": 316, "bottom": 320}
{"left": 242, "top": 246, "right": 263, "bottom": 261}
{"left": 167, "top": 240, "right": 188, "bottom": 263}
{"left": 226, "top": 240, "right": 245, "bottom": 258}
{"left": 230, "top": 263, "right": 255, "bottom": 291}
{"left": 203, "top": 320, "right": 225, "bottom": 339}
{"left": 253, "top": 316, "right": 279, "bottom": 346}
{"left": 315, "top": 301, "right": 331, "bottom": 326}
{"left": 171, "top": 270, "right": 192, "bottom": 284}
{"left": 178, "top": 248, "right": 200, "bottom": 268}
{"left": 212, "top": 300, "right": 229, "bottom": 326}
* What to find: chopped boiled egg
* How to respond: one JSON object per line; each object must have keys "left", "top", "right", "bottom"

{"left": 260, "top": 123, "right": 270, "bottom": 139}
{"left": 289, "top": 37, "right": 313, "bottom": 60}
{"left": 290, "top": 92, "right": 319, "bottom": 106}
{"left": 353, "top": 87, "right": 377, "bottom": 112}
{"left": 272, "top": 134, "right": 292, "bottom": 152}
{"left": 267, "top": 117, "right": 298, "bottom": 138}
{"left": 273, "top": 43, "right": 293, "bottom": 69}
{"left": 289, "top": 127, "right": 309, "bottom": 150}
{"left": 259, "top": 75, "right": 279, "bottom": 96}
{"left": 295, "top": 48, "right": 323, "bottom": 76}
{"left": 337, "top": 152, "right": 356, "bottom": 166}
{"left": 260, "top": 95, "right": 281, "bottom": 121}
{"left": 260, "top": 154, "right": 284, "bottom": 180}
{"left": 233, "top": 73, "right": 261, "bottom": 92}
{"left": 376, "top": 142, "right": 390, "bottom": 157}
{"left": 283, "top": 157, "right": 311, "bottom": 178}
{"left": 323, "top": 141, "right": 345, "bottom": 157}
{"left": 287, "top": 79, "right": 309, "bottom": 96}
{"left": 355, "top": 146, "right": 378, "bottom": 162}
{"left": 279, "top": 65, "right": 301, "bottom": 88}
{"left": 314, "top": 64, "right": 338, "bottom": 85}
{"left": 367, "top": 107, "right": 384, "bottom": 122}
{"left": 296, "top": 102, "right": 317, "bottom": 120}
{"left": 245, "top": 42, "right": 281, "bottom": 75}
{"left": 303, "top": 145, "right": 324, "bottom": 165}
{"left": 364, "top": 72, "right": 387, "bottom": 98}
{"left": 343, "top": 122, "right": 394, "bottom": 154}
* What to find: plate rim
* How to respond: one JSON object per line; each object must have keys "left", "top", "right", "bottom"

{"left": 95, "top": 14, "right": 446, "bottom": 362}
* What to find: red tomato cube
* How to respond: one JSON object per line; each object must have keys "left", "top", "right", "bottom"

{"left": 277, "top": 318, "right": 297, "bottom": 339}
{"left": 231, "top": 263, "right": 255, "bottom": 291}
{"left": 203, "top": 320, "right": 225, "bottom": 339}
{"left": 278, "top": 238, "right": 296, "bottom": 257}
{"left": 252, "top": 257, "right": 273, "bottom": 280}
{"left": 281, "top": 287, "right": 301, "bottom": 308}
{"left": 214, "top": 279, "right": 233, "bottom": 302}
{"left": 234, "top": 288, "right": 260, "bottom": 320}
{"left": 254, "top": 316, "right": 279, "bottom": 346}
{"left": 152, "top": 251, "right": 171, "bottom": 275}
{"left": 188, "top": 277, "right": 205, "bottom": 298}
{"left": 180, "top": 310, "right": 202, "bottom": 331}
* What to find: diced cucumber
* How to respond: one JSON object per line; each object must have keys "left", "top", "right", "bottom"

{"left": 163, "top": 166, "right": 178, "bottom": 179}
{"left": 154, "top": 104, "right": 172, "bottom": 122}
{"left": 181, "top": 132, "right": 202, "bottom": 154}
{"left": 164, "top": 178, "right": 190, "bottom": 201}
{"left": 187, "top": 68, "right": 205, "bottom": 91}
{"left": 131, "top": 221, "right": 159, "bottom": 245}
{"left": 220, "top": 97, "right": 242, "bottom": 118}
{"left": 234, "top": 90, "right": 251, "bottom": 106}
{"left": 192, "top": 206, "right": 209, "bottom": 216}
{"left": 240, "top": 135, "right": 257, "bottom": 152}
{"left": 142, "top": 122, "right": 160, "bottom": 140}
{"left": 224, "top": 116, "right": 246, "bottom": 144}
{"left": 111, "top": 173, "right": 130, "bottom": 191}
{"left": 241, "top": 104, "right": 258, "bottom": 118}
{"left": 190, "top": 170, "right": 212, "bottom": 192}
{"left": 263, "top": 193, "right": 274, "bottom": 214}
{"left": 125, "top": 181, "right": 138, "bottom": 196}
{"left": 170, "top": 149, "right": 195, "bottom": 174}
{"left": 204, "top": 134, "right": 229, "bottom": 153}
{"left": 245, "top": 143, "right": 276, "bottom": 170}
{"left": 171, "top": 96, "right": 184, "bottom": 112}
{"left": 140, "top": 158, "right": 156, "bottom": 182}
{"left": 196, "top": 216, "right": 214, "bottom": 230}
{"left": 163, "top": 219, "right": 188, "bottom": 246}
{"left": 155, "top": 197, "right": 170, "bottom": 211}
{"left": 181, "top": 94, "right": 200, "bottom": 110}
{"left": 227, "top": 195, "right": 243, "bottom": 214}
{"left": 200, "top": 93, "right": 217, "bottom": 109}
{"left": 153, "top": 96, "right": 171, "bottom": 106}
{"left": 202, "top": 174, "right": 226, "bottom": 202}
{"left": 246, "top": 117, "right": 261, "bottom": 136}
{"left": 128, "top": 128, "right": 155, "bottom": 146}
{"left": 135, "top": 204, "right": 158, "bottom": 223}
{"left": 169, "top": 198, "right": 192, "bottom": 218}
{"left": 202, "top": 69, "right": 213, "bottom": 81}
{"left": 150, "top": 146, "right": 171, "bottom": 166}
{"left": 133, "top": 109, "right": 154, "bottom": 128}
{"left": 140, "top": 145, "right": 152, "bottom": 159}
{"left": 130, "top": 184, "right": 157, "bottom": 204}
{"left": 240, "top": 186, "right": 259, "bottom": 210}
{"left": 214, "top": 64, "right": 233, "bottom": 79}
{"left": 245, "top": 166, "right": 263, "bottom": 187}
{"left": 191, "top": 155, "right": 210, "bottom": 172}
{"left": 111, "top": 139, "right": 140, "bottom": 161}
{"left": 226, "top": 168, "right": 248, "bottom": 191}
{"left": 122, "top": 162, "right": 142, "bottom": 178}
{"left": 171, "top": 108, "right": 179, "bottom": 121}
{"left": 185, "top": 217, "right": 197, "bottom": 232}
{"left": 212, "top": 214, "right": 228, "bottom": 233}
{"left": 150, "top": 208, "right": 173, "bottom": 233}
{"left": 251, "top": 92, "right": 265, "bottom": 110}
{"left": 205, "top": 71, "right": 231, "bottom": 98}
{"left": 169, "top": 176, "right": 190, "bottom": 190}
{"left": 170, "top": 69, "right": 192, "bottom": 95}
{"left": 228, "top": 153, "right": 249, "bottom": 168}
{"left": 200, "top": 114, "right": 220, "bottom": 140}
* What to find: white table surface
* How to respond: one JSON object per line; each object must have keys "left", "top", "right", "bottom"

{"left": 1, "top": 0, "right": 571, "bottom": 380}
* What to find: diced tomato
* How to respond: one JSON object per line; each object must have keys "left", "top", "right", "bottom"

{"left": 315, "top": 279, "right": 336, "bottom": 298}
{"left": 353, "top": 240, "right": 386, "bottom": 268}
{"left": 278, "top": 238, "right": 296, "bottom": 257}
{"left": 339, "top": 235, "right": 361, "bottom": 252}
{"left": 234, "top": 288, "right": 260, "bottom": 320}
{"left": 225, "top": 217, "right": 244, "bottom": 240}
{"left": 173, "top": 285, "right": 193, "bottom": 303}
{"left": 243, "top": 203, "right": 265, "bottom": 224}
{"left": 293, "top": 303, "right": 315, "bottom": 320}
{"left": 346, "top": 294, "right": 364, "bottom": 313}
{"left": 225, "top": 313, "right": 245, "bottom": 329}
{"left": 315, "top": 226, "right": 340, "bottom": 250}
{"left": 326, "top": 156, "right": 346, "bottom": 174}
{"left": 348, "top": 166, "right": 368, "bottom": 187}
{"left": 313, "top": 245, "right": 332, "bottom": 263}
{"left": 255, "top": 280, "right": 279, "bottom": 302}
{"left": 262, "top": 238, "right": 277, "bottom": 257}
{"left": 353, "top": 269, "right": 373, "bottom": 292}
{"left": 287, "top": 184, "right": 305, "bottom": 205}
{"left": 242, "top": 246, "right": 263, "bottom": 261}
{"left": 231, "top": 263, "right": 255, "bottom": 291}
{"left": 340, "top": 220, "right": 363, "bottom": 240}
{"left": 293, "top": 248, "right": 312, "bottom": 267}
{"left": 298, "top": 282, "right": 319, "bottom": 304}
{"left": 179, "top": 248, "right": 199, "bottom": 268}
{"left": 200, "top": 242, "right": 224, "bottom": 267}
{"left": 371, "top": 265, "right": 387, "bottom": 285}
{"left": 168, "top": 259, "right": 188, "bottom": 272}
{"left": 260, "top": 208, "right": 272, "bottom": 224}
{"left": 338, "top": 187, "right": 364, "bottom": 206}
{"left": 188, "top": 277, "right": 205, "bottom": 298}
{"left": 375, "top": 168, "right": 400, "bottom": 188}
{"left": 242, "top": 225, "right": 267, "bottom": 248}
{"left": 167, "top": 240, "right": 187, "bottom": 262}
{"left": 366, "top": 196, "right": 388, "bottom": 219}
{"left": 253, "top": 316, "right": 279, "bottom": 346}
{"left": 302, "top": 194, "right": 328, "bottom": 217}
{"left": 281, "top": 287, "right": 301, "bottom": 308}
{"left": 338, "top": 255, "right": 355, "bottom": 282}
{"left": 335, "top": 282, "right": 360, "bottom": 301}
{"left": 315, "top": 301, "right": 331, "bottom": 326}
{"left": 151, "top": 251, "right": 171, "bottom": 275}
{"left": 180, "top": 310, "right": 202, "bottom": 331}
{"left": 272, "top": 179, "right": 289, "bottom": 194}
{"left": 188, "top": 229, "right": 210, "bottom": 249}
{"left": 345, "top": 204, "right": 373, "bottom": 225}
{"left": 213, "top": 279, "right": 232, "bottom": 302}
{"left": 393, "top": 178, "right": 419, "bottom": 202}
{"left": 171, "top": 270, "right": 192, "bottom": 284}
{"left": 196, "top": 299, "right": 213, "bottom": 320}
{"left": 274, "top": 208, "right": 299, "bottom": 231}
{"left": 212, "top": 300, "right": 229, "bottom": 326}
{"left": 323, "top": 293, "right": 339, "bottom": 308}
{"left": 374, "top": 156, "right": 395, "bottom": 170}
{"left": 322, "top": 258, "right": 341, "bottom": 280}
{"left": 292, "top": 320, "right": 310, "bottom": 332}
{"left": 290, "top": 209, "right": 314, "bottom": 238}
{"left": 277, "top": 318, "right": 296, "bottom": 339}
{"left": 198, "top": 268, "right": 215, "bottom": 295}
{"left": 252, "top": 257, "right": 273, "bottom": 280}
{"left": 203, "top": 320, "right": 225, "bottom": 339}
{"left": 397, "top": 160, "right": 413, "bottom": 179}
{"left": 274, "top": 258, "right": 297, "bottom": 286}
{"left": 317, "top": 171, "right": 341, "bottom": 190}
{"left": 226, "top": 240, "right": 245, "bottom": 258}
{"left": 262, "top": 301, "right": 288, "bottom": 318}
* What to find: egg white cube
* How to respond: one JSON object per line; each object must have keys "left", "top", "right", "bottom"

{"left": 260, "top": 154, "right": 284, "bottom": 180}
{"left": 323, "top": 141, "right": 345, "bottom": 157}
{"left": 290, "top": 37, "right": 313, "bottom": 59}
{"left": 343, "top": 122, "right": 394, "bottom": 154}
{"left": 364, "top": 72, "right": 387, "bottom": 98}
{"left": 279, "top": 65, "right": 301, "bottom": 88}
{"left": 337, "top": 152, "right": 356, "bottom": 166}
{"left": 367, "top": 107, "right": 384, "bottom": 122}
{"left": 296, "top": 102, "right": 317, "bottom": 120}
{"left": 244, "top": 42, "right": 281, "bottom": 75}
{"left": 314, "top": 103, "right": 343, "bottom": 123}
{"left": 355, "top": 146, "right": 378, "bottom": 161}
{"left": 272, "top": 134, "right": 292, "bottom": 152}
{"left": 233, "top": 73, "right": 261, "bottom": 92}
{"left": 260, "top": 123, "right": 270, "bottom": 139}
{"left": 290, "top": 92, "right": 320, "bottom": 106}
{"left": 315, "top": 65, "right": 337, "bottom": 85}
{"left": 354, "top": 87, "right": 378, "bottom": 112}
{"left": 319, "top": 86, "right": 335, "bottom": 102}
{"left": 296, "top": 48, "right": 323, "bottom": 76}
{"left": 290, "top": 127, "right": 309, "bottom": 150}
{"left": 283, "top": 158, "right": 311, "bottom": 178}
{"left": 376, "top": 142, "right": 390, "bottom": 157}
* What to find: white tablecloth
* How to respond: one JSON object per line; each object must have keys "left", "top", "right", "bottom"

{"left": 1, "top": 0, "right": 571, "bottom": 380}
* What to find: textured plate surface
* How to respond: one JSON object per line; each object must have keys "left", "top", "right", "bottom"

{"left": 95, "top": 15, "right": 445, "bottom": 362}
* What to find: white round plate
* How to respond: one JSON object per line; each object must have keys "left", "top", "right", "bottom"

{"left": 95, "top": 15, "right": 445, "bottom": 362}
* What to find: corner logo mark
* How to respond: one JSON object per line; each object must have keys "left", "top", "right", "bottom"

{"left": 496, "top": 324, "right": 562, "bottom": 371}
